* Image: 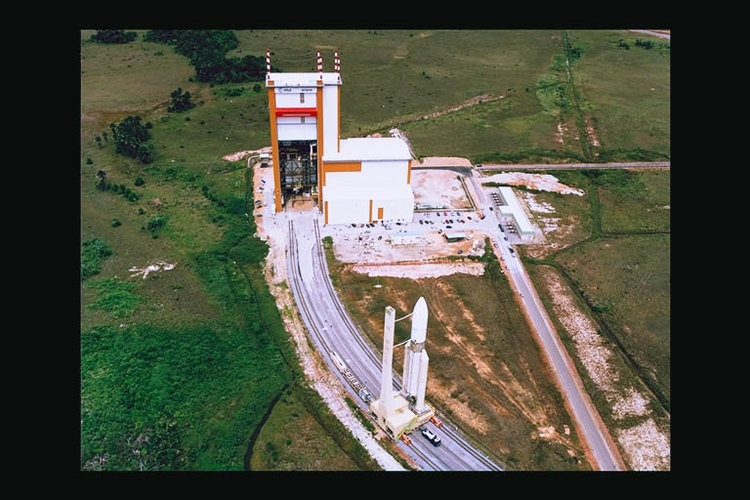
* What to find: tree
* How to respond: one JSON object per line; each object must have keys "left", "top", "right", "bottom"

{"left": 111, "top": 116, "right": 154, "bottom": 164}
{"left": 96, "top": 170, "right": 108, "bottom": 190}
{"left": 168, "top": 88, "right": 194, "bottom": 112}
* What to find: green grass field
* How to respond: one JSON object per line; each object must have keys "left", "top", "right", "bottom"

{"left": 81, "top": 29, "right": 669, "bottom": 470}
{"left": 80, "top": 30, "right": 372, "bottom": 471}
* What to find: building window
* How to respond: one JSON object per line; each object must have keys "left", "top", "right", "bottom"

{"left": 299, "top": 93, "right": 305, "bottom": 103}
{"left": 300, "top": 117, "right": 305, "bottom": 124}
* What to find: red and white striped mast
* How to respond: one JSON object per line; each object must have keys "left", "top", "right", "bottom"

{"left": 265, "top": 48, "right": 271, "bottom": 80}
{"left": 334, "top": 50, "right": 341, "bottom": 83}
{"left": 316, "top": 49, "right": 323, "bottom": 76}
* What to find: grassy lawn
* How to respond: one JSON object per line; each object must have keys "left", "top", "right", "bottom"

{"left": 249, "top": 387, "right": 362, "bottom": 471}
{"left": 567, "top": 31, "right": 670, "bottom": 160}
{"left": 80, "top": 30, "right": 369, "bottom": 471}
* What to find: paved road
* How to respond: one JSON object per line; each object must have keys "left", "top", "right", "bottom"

{"left": 476, "top": 161, "right": 669, "bottom": 171}
{"left": 285, "top": 212, "right": 501, "bottom": 471}
{"left": 628, "top": 29, "right": 670, "bottom": 40}
{"left": 467, "top": 169, "right": 624, "bottom": 470}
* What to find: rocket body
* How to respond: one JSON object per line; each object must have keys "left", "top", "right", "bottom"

{"left": 410, "top": 297, "right": 428, "bottom": 343}
{"left": 403, "top": 297, "right": 430, "bottom": 412}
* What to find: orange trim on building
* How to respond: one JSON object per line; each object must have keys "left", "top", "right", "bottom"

{"left": 407, "top": 160, "right": 412, "bottom": 184}
{"left": 321, "top": 161, "right": 362, "bottom": 186}
{"left": 268, "top": 87, "right": 282, "bottom": 213}
{"left": 324, "top": 201, "right": 329, "bottom": 225}
{"left": 369, "top": 199, "right": 373, "bottom": 222}
{"left": 377, "top": 207, "right": 384, "bottom": 220}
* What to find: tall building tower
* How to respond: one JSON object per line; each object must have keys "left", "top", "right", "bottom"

{"left": 265, "top": 49, "right": 341, "bottom": 212}
{"left": 266, "top": 49, "right": 415, "bottom": 224}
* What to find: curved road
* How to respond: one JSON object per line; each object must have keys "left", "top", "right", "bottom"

{"left": 466, "top": 169, "right": 625, "bottom": 470}
{"left": 285, "top": 212, "right": 501, "bottom": 471}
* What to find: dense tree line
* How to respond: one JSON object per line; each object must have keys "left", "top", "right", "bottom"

{"left": 144, "top": 30, "right": 274, "bottom": 84}
{"left": 90, "top": 29, "right": 137, "bottom": 44}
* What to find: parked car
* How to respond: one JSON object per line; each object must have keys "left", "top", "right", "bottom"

{"left": 421, "top": 427, "right": 442, "bottom": 447}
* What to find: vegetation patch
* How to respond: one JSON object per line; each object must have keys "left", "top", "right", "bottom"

{"left": 81, "top": 237, "right": 114, "bottom": 281}
{"left": 109, "top": 115, "right": 155, "bottom": 164}
{"left": 81, "top": 323, "right": 288, "bottom": 470}
{"left": 86, "top": 278, "right": 146, "bottom": 318}
{"left": 144, "top": 30, "right": 273, "bottom": 84}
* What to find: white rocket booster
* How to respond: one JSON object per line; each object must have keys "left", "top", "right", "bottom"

{"left": 403, "top": 297, "right": 430, "bottom": 412}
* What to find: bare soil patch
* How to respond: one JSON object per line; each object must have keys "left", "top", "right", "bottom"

{"left": 413, "top": 157, "right": 473, "bottom": 168}
{"left": 481, "top": 172, "right": 585, "bottom": 196}
{"left": 411, "top": 169, "right": 472, "bottom": 209}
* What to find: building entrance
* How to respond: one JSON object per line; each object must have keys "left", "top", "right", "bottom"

{"left": 279, "top": 140, "right": 318, "bottom": 210}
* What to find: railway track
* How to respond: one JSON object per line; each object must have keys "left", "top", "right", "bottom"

{"left": 286, "top": 216, "right": 502, "bottom": 471}
{"left": 287, "top": 218, "right": 442, "bottom": 470}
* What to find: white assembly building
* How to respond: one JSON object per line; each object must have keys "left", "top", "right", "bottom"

{"left": 265, "top": 49, "right": 415, "bottom": 225}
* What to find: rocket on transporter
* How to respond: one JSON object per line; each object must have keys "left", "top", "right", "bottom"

{"left": 370, "top": 297, "right": 435, "bottom": 441}
{"left": 402, "top": 297, "right": 430, "bottom": 414}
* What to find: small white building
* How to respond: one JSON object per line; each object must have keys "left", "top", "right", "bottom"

{"left": 497, "top": 186, "right": 537, "bottom": 241}
{"left": 390, "top": 230, "right": 421, "bottom": 246}
{"left": 444, "top": 231, "right": 468, "bottom": 242}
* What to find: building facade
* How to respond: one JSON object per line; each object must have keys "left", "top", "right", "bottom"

{"left": 265, "top": 49, "right": 415, "bottom": 224}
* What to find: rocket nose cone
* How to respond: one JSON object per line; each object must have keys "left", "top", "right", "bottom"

{"left": 411, "top": 297, "right": 428, "bottom": 343}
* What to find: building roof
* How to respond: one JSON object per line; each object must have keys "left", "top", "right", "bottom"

{"left": 444, "top": 232, "right": 468, "bottom": 240}
{"left": 391, "top": 231, "right": 422, "bottom": 240}
{"left": 325, "top": 137, "right": 412, "bottom": 162}
{"left": 497, "top": 186, "right": 535, "bottom": 234}
{"left": 266, "top": 72, "right": 341, "bottom": 87}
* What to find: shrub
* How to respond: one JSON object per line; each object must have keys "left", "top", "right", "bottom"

{"left": 86, "top": 278, "right": 145, "bottom": 318}
{"left": 146, "top": 215, "right": 169, "bottom": 237}
{"left": 81, "top": 237, "right": 114, "bottom": 281}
